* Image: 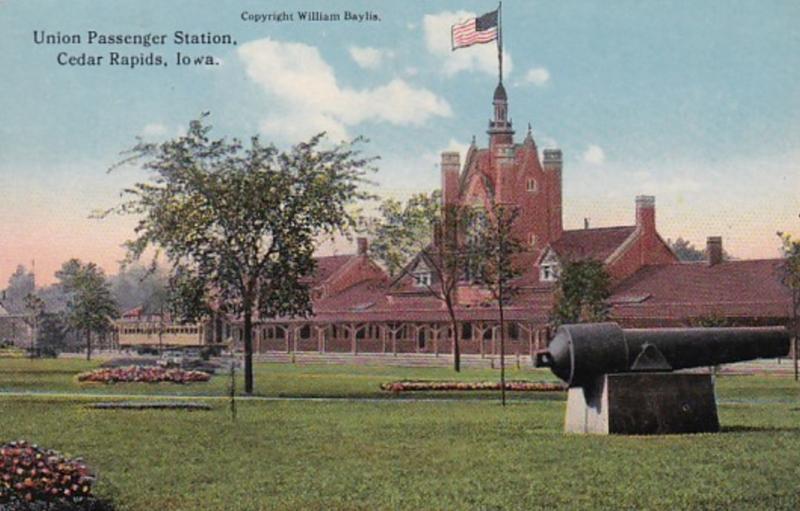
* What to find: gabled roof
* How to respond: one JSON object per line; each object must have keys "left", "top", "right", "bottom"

{"left": 610, "top": 259, "right": 792, "bottom": 321}
{"left": 309, "top": 255, "right": 355, "bottom": 287}
{"left": 549, "top": 226, "right": 637, "bottom": 262}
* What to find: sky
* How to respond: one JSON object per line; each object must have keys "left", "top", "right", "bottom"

{"left": 1, "top": 0, "right": 799, "bottom": 285}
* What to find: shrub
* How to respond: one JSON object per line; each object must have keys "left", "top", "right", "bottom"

{"left": 0, "top": 440, "right": 99, "bottom": 508}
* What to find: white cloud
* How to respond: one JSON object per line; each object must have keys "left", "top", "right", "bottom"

{"left": 404, "top": 66, "right": 419, "bottom": 77}
{"left": 238, "top": 39, "right": 452, "bottom": 142}
{"left": 423, "top": 11, "right": 512, "bottom": 77}
{"left": 583, "top": 144, "right": 606, "bottom": 165}
{"left": 140, "top": 123, "right": 168, "bottom": 138}
{"left": 348, "top": 46, "right": 393, "bottom": 69}
{"left": 522, "top": 67, "right": 550, "bottom": 86}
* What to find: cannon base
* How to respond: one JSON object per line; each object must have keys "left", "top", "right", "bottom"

{"left": 564, "top": 372, "right": 720, "bottom": 435}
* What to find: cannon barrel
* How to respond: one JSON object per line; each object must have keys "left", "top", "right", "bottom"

{"left": 535, "top": 322, "right": 790, "bottom": 387}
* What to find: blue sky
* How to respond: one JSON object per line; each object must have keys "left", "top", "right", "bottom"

{"left": 1, "top": 0, "right": 799, "bottom": 284}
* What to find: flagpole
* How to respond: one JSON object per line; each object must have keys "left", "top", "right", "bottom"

{"left": 498, "top": 1, "right": 503, "bottom": 84}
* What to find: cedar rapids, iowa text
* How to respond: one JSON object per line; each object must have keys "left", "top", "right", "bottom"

{"left": 33, "top": 30, "right": 234, "bottom": 68}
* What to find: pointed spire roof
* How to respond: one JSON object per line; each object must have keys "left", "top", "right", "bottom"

{"left": 493, "top": 82, "right": 508, "bottom": 101}
{"left": 523, "top": 123, "right": 536, "bottom": 146}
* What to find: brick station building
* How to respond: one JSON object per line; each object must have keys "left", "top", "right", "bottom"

{"left": 117, "top": 82, "right": 793, "bottom": 355}
{"left": 242, "top": 82, "right": 792, "bottom": 358}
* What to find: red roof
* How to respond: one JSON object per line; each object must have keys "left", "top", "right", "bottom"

{"left": 550, "top": 226, "right": 636, "bottom": 262}
{"left": 309, "top": 255, "right": 355, "bottom": 286}
{"left": 611, "top": 259, "right": 792, "bottom": 321}
{"left": 289, "top": 276, "right": 553, "bottom": 324}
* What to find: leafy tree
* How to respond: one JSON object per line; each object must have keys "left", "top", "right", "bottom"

{"left": 35, "top": 312, "right": 70, "bottom": 357}
{"left": 2, "top": 265, "right": 35, "bottom": 314}
{"left": 23, "top": 293, "right": 45, "bottom": 355}
{"left": 471, "top": 203, "right": 525, "bottom": 406}
{"left": 777, "top": 230, "right": 800, "bottom": 380}
{"left": 110, "top": 263, "right": 170, "bottom": 314}
{"left": 56, "top": 259, "right": 119, "bottom": 360}
{"left": 368, "top": 191, "right": 479, "bottom": 372}
{"left": 669, "top": 237, "right": 705, "bottom": 262}
{"left": 550, "top": 259, "right": 612, "bottom": 327}
{"left": 669, "top": 236, "right": 733, "bottom": 262}
{"left": 103, "top": 115, "right": 374, "bottom": 394}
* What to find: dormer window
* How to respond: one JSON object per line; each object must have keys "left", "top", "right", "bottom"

{"left": 538, "top": 248, "right": 560, "bottom": 282}
{"left": 413, "top": 271, "right": 431, "bottom": 287}
{"left": 412, "top": 259, "right": 432, "bottom": 288}
{"left": 540, "top": 263, "right": 559, "bottom": 282}
{"left": 526, "top": 178, "right": 538, "bottom": 192}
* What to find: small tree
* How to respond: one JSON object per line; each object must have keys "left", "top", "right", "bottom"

{"left": 35, "top": 313, "right": 70, "bottom": 357}
{"left": 472, "top": 203, "right": 525, "bottom": 406}
{"left": 550, "top": 259, "right": 612, "bottom": 328}
{"left": 368, "top": 191, "right": 478, "bottom": 372}
{"left": 56, "top": 259, "right": 119, "bottom": 360}
{"left": 669, "top": 237, "right": 705, "bottom": 262}
{"left": 22, "top": 294, "right": 45, "bottom": 356}
{"left": 103, "top": 115, "right": 374, "bottom": 394}
{"left": 777, "top": 231, "right": 800, "bottom": 380}
{"left": 3, "top": 265, "right": 35, "bottom": 314}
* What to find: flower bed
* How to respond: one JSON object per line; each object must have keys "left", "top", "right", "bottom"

{"left": 77, "top": 366, "right": 210, "bottom": 384}
{"left": 380, "top": 380, "right": 566, "bottom": 392}
{"left": 0, "top": 440, "right": 94, "bottom": 506}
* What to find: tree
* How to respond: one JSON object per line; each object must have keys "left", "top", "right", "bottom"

{"left": 110, "top": 263, "right": 170, "bottom": 314}
{"left": 669, "top": 237, "right": 705, "bottom": 262}
{"left": 550, "top": 259, "right": 612, "bottom": 327}
{"left": 56, "top": 259, "right": 119, "bottom": 360}
{"left": 103, "top": 115, "right": 374, "bottom": 394}
{"left": 3, "top": 265, "right": 35, "bottom": 314}
{"left": 472, "top": 203, "right": 525, "bottom": 406}
{"left": 777, "top": 230, "right": 800, "bottom": 381}
{"left": 669, "top": 236, "right": 733, "bottom": 262}
{"left": 368, "top": 191, "right": 479, "bottom": 372}
{"left": 23, "top": 293, "right": 45, "bottom": 355}
{"left": 35, "top": 313, "right": 70, "bottom": 357}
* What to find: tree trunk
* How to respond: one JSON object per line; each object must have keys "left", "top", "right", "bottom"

{"left": 499, "top": 292, "right": 506, "bottom": 407}
{"left": 444, "top": 297, "right": 461, "bottom": 372}
{"left": 86, "top": 329, "right": 92, "bottom": 361}
{"left": 243, "top": 305, "right": 254, "bottom": 395}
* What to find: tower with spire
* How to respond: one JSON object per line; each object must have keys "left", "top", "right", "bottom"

{"left": 440, "top": 82, "right": 563, "bottom": 254}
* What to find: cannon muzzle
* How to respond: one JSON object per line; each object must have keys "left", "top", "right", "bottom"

{"left": 536, "top": 322, "right": 790, "bottom": 387}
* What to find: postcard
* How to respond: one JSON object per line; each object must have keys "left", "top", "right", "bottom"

{"left": 1, "top": 1, "right": 798, "bottom": 510}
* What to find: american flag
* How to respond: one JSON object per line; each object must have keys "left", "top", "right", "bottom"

{"left": 451, "top": 9, "right": 498, "bottom": 50}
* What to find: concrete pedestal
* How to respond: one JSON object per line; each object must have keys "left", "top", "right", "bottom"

{"left": 564, "top": 372, "right": 720, "bottom": 435}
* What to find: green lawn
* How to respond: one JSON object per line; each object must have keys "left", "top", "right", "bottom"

{"left": 0, "top": 357, "right": 563, "bottom": 399}
{"left": 0, "top": 359, "right": 799, "bottom": 510}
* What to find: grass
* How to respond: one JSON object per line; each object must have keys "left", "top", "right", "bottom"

{"left": 0, "top": 358, "right": 563, "bottom": 399}
{"left": 0, "top": 359, "right": 799, "bottom": 510}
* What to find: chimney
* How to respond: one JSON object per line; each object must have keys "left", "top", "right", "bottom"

{"left": 584, "top": 218, "right": 590, "bottom": 230}
{"left": 441, "top": 152, "right": 460, "bottom": 207}
{"left": 635, "top": 195, "right": 656, "bottom": 233}
{"left": 357, "top": 237, "right": 368, "bottom": 256}
{"left": 706, "top": 236, "right": 723, "bottom": 266}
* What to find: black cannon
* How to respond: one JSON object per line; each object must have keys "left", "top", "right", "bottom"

{"left": 535, "top": 322, "right": 790, "bottom": 387}
{"left": 534, "top": 323, "right": 790, "bottom": 435}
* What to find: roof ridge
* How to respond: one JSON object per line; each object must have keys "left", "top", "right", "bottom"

{"left": 562, "top": 225, "right": 635, "bottom": 234}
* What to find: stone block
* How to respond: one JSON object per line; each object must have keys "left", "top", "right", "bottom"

{"left": 564, "top": 372, "right": 720, "bottom": 435}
